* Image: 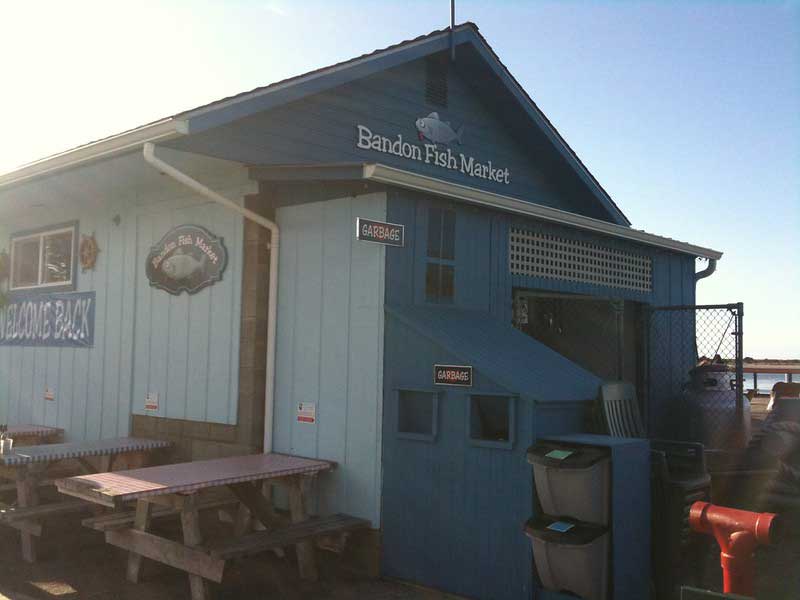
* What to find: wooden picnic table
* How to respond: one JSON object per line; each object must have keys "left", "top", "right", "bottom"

{"left": 56, "top": 453, "right": 369, "bottom": 600}
{"left": 6, "top": 425, "right": 64, "bottom": 446}
{"left": 0, "top": 436, "right": 171, "bottom": 563}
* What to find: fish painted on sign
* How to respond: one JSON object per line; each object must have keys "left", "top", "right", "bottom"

{"left": 161, "top": 252, "right": 206, "bottom": 280}
{"left": 415, "top": 112, "right": 463, "bottom": 145}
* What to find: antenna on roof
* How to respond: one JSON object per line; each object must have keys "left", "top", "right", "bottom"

{"left": 449, "top": 0, "right": 456, "bottom": 62}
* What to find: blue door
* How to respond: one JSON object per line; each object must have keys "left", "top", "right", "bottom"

{"left": 380, "top": 372, "right": 536, "bottom": 599}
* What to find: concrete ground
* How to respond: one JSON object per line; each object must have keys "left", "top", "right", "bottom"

{"left": 0, "top": 509, "right": 457, "bottom": 600}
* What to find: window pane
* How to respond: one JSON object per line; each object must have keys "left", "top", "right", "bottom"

{"left": 425, "top": 263, "right": 440, "bottom": 301}
{"left": 425, "top": 263, "right": 455, "bottom": 304}
{"left": 470, "top": 395, "right": 511, "bottom": 442}
{"left": 427, "top": 208, "right": 443, "bottom": 258}
{"left": 441, "top": 209, "right": 456, "bottom": 260}
{"left": 42, "top": 230, "right": 73, "bottom": 284}
{"left": 398, "top": 391, "right": 435, "bottom": 436}
{"left": 11, "top": 238, "right": 40, "bottom": 288}
{"left": 439, "top": 264, "right": 454, "bottom": 301}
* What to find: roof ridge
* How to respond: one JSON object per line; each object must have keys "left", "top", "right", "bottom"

{"left": 173, "top": 22, "right": 478, "bottom": 120}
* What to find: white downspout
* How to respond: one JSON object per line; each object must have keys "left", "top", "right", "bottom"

{"left": 143, "top": 143, "right": 280, "bottom": 453}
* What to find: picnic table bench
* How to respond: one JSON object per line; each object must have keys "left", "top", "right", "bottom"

{"left": 56, "top": 453, "right": 369, "bottom": 600}
{"left": 0, "top": 426, "right": 64, "bottom": 495}
{"left": 0, "top": 436, "right": 171, "bottom": 562}
{"left": 6, "top": 425, "right": 64, "bottom": 446}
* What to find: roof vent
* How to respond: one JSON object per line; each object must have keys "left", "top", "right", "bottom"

{"left": 425, "top": 55, "right": 448, "bottom": 108}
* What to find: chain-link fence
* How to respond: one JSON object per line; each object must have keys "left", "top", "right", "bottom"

{"left": 645, "top": 304, "right": 745, "bottom": 448}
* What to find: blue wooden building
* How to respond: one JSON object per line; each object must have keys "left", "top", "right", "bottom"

{"left": 0, "top": 23, "right": 721, "bottom": 600}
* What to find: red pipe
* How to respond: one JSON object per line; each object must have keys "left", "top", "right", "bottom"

{"left": 689, "top": 501, "right": 781, "bottom": 596}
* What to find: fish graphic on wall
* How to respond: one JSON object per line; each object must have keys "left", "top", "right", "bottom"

{"left": 161, "top": 252, "right": 206, "bottom": 280}
{"left": 145, "top": 224, "right": 228, "bottom": 295}
{"left": 415, "top": 112, "right": 464, "bottom": 145}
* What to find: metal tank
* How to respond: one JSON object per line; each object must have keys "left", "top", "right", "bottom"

{"left": 683, "top": 364, "right": 751, "bottom": 450}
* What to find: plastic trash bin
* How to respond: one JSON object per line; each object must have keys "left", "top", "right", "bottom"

{"left": 524, "top": 516, "right": 609, "bottom": 600}
{"left": 527, "top": 442, "right": 611, "bottom": 525}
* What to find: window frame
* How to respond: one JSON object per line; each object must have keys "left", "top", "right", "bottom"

{"left": 395, "top": 387, "right": 440, "bottom": 443}
{"left": 9, "top": 221, "right": 79, "bottom": 292}
{"left": 466, "top": 393, "right": 516, "bottom": 450}
{"left": 424, "top": 206, "right": 456, "bottom": 304}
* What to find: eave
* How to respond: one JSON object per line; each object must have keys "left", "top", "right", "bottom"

{"left": 250, "top": 162, "right": 722, "bottom": 261}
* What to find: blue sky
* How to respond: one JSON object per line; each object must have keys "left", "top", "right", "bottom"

{"left": 1, "top": 0, "right": 798, "bottom": 357}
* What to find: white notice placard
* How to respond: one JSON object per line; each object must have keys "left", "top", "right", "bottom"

{"left": 297, "top": 402, "right": 316, "bottom": 424}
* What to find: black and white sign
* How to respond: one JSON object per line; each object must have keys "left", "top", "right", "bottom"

{"left": 0, "top": 291, "right": 95, "bottom": 348}
{"left": 355, "top": 218, "right": 405, "bottom": 247}
{"left": 434, "top": 364, "right": 473, "bottom": 387}
{"left": 146, "top": 225, "right": 228, "bottom": 295}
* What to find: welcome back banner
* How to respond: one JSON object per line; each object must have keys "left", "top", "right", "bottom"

{"left": 0, "top": 291, "right": 95, "bottom": 348}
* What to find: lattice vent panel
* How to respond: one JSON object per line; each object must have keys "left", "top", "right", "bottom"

{"left": 509, "top": 228, "right": 652, "bottom": 292}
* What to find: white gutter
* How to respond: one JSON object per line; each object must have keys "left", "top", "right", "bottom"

{"left": 0, "top": 119, "right": 185, "bottom": 189}
{"left": 362, "top": 163, "right": 723, "bottom": 261}
{"left": 143, "top": 143, "right": 280, "bottom": 454}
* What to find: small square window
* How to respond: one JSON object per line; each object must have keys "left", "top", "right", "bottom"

{"left": 469, "top": 395, "right": 514, "bottom": 449}
{"left": 397, "top": 390, "right": 438, "bottom": 441}
{"left": 9, "top": 223, "right": 77, "bottom": 291}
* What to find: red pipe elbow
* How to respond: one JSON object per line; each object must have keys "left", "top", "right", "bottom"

{"left": 689, "top": 501, "right": 781, "bottom": 596}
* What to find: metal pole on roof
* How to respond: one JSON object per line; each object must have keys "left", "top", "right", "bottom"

{"left": 450, "top": 0, "right": 456, "bottom": 62}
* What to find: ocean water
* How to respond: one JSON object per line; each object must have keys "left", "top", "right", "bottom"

{"left": 743, "top": 372, "right": 792, "bottom": 394}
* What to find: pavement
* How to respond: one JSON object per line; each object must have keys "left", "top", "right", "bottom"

{"left": 0, "top": 507, "right": 458, "bottom": 600}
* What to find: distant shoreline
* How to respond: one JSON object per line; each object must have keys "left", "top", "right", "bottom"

{"left": 743, "top": 358, "right": 800, "bottom": 366}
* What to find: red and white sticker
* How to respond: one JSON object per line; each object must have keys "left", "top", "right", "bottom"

{"left": 145, "top": 392, "right": 159, "bottom": 411}
{"left": 297, "top": 402, "right": 316, "bottom": 424}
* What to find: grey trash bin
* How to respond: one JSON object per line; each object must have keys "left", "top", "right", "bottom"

{"left": 524, "top": 516, "right": 609, "bottom": 600}
{"left": 527, "top": 442, "right": 611, "bottom": 525}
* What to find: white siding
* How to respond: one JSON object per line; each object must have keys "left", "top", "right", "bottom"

{"left": 273, "top": 193, "right": 386, "bottom": 526}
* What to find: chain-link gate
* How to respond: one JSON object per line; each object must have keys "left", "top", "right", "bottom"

{"left": 645, "top": 303, "right": 745, "bottom": 447}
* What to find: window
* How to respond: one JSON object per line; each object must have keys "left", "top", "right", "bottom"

{"left": 10, "top": 224, "right": 77, "bottom": 291}
{"left": 468, "top": 395, "right": 515, "bottom": 449}
{"left": 425, "top": 207, "right": 456, "bottom": 303}
{"left": 397, "top": 390, "right": 438, "bottom": 441}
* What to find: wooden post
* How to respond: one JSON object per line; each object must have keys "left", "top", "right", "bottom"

{"left": 233, "top": 504, "right": 252, "bottom": 537}
{"left": 181, "top": 493, "right": 211, "bottom": 600}
{"left": 287, "top": 474, "right": 318, "bottom": 581}
{"left": 126, "top": 500, "right": 153, "bottom": 583}
{"left": 16, "top": 468, "right": 39, "bottom": 563}
{"left": 97, "top": 454, "right": 113, "bottom": 473}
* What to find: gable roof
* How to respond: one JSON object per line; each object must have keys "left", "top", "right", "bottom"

{"left": 0, "top": 23, "right": 629, "bottom": 225}
{"left": 386, "top": 303, "right": 602, "bottom": 403}
{"left": 176, "top": 23, "right": 631, "bottom": 225}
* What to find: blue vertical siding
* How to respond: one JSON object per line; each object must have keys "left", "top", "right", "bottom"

{"left": 381, "top": 315, "right": 534, "bottom": 600}
{"left": 0, "top": 206, "right": 136, "bottom": 440}
{"left": 130, "top": 193, "right": 245, "bottom": 425}
{"left": 169, "top": 56, "right": 617, "bottom": 222}
{"left": 382, "top": 187, "right": 695, "bottom": 599}
{"left": 272, "top": 191, "right": 387, "bottom": 526}
{"left": 0, "top": 175, "right": 252, "bottom": 439}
